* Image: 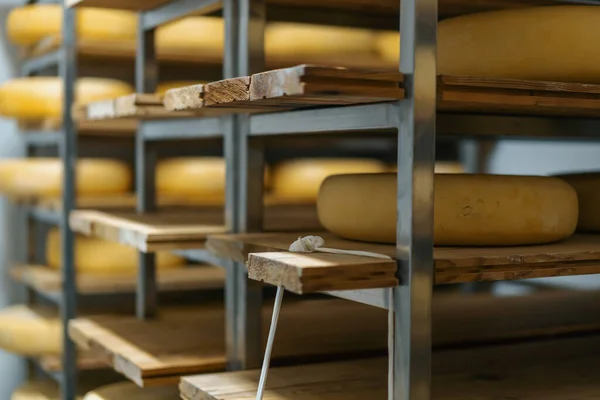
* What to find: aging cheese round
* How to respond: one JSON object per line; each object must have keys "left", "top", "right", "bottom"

{"left": 11, "top": 381, "right": 59, "bottom": 400}
{"left": 0, "top": 77, "right": 133, "bottom": 120}
{"left": 387, "top": 162, "right": 465, "bottom": 174}
{"left": 318, "top": 173, "right": 578, "bottom": 246}
{"left": 83, "top": 382, "right": 178, "bottom": 400}
{"left": 157, "top": 17, "right": 223, "bottom": 59}
{"left": 556, "top": 172, "right": 600, "bottom": 232}
{"left": 266, "top": 23, "right": 376, "bottom": 57}
{"left": 272, "top": 159, "right": 387, "bottom": 201}
{"left": 46, "top": 228, "right": 185, "bottom": 275}
{"left": 1, "top": 158, "right": 131, "bottom": 197}
{"left": 0, "top": 305, "right": 61, "bottom": 356}
{"left": 7, "top": 5, "right": 137, "bottom": 46}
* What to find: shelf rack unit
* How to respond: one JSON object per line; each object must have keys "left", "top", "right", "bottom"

{"left": 51, "top": 0, "right": 600, "bottom": 399}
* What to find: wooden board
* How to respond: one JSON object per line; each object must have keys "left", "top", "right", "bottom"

{"left": 10, "top": 265, "right": 225, "bottom": 295}
{"left": 66, "top": 0, "right": 171, "bottom": 9}
{"left": 18, "top": 118, "right": 137, "bottom": 135}
{"left": 69, "top": 206, "right": 321, "bottom": 252}
{"left": 206, "top": 232, "right": 600, "bottom": 293}
{"left": 37, "top": 352, "right": 109, "bottom": 373}
{"left": 181, "top": 333, "right": 600, "bottom": 400}
{"left": 68, "top": 299, "right": 388, "bottom": 386}
{"left": 164, "top": 65, "right": 404, "bottom": 113}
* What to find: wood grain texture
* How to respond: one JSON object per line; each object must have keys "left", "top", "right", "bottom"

{"left": 206, "top": 232, "right": 600, "bottom": 291}
{"left": 10, "top": 264, "right": 225, "bottom": 295}
{"left": 163, "top": 85, "right": 205, "bottom": 112}
{"left": 69, "top": 300, "right": 388, "bottom": 386}
{"left": 181, "top": 333, "right": 600, "bottom": 400}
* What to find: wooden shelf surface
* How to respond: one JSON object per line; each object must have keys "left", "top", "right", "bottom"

{"left": 206, "top": 232, "right": 600, "bottom": 293}
{"left": 68, "top": 300, "right": 388, "bottom": 386}
{"left": 181, "top": 333, "right": 600, "bottom": 400}
{"left": 69, "top": 205, "right": 321, "bottom": 252}
{"left": 10, "top": 265, "right": 225, "bottom": 295}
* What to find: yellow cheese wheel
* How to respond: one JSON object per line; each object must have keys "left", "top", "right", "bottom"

{"left": 318, "top": 173, "right": 578, "bottom": 246}
{"left": 156, "top": 17, "right": 223, "bottom": 58}
{"left": 46, "top": 228, "right": 185, "bottom": 275}
{"left": 156, "top": 81, "right": 204, "bottom": 96}
{"left": 556, "top": 173, "right": 600, "bottom": 232}
{"left": 387, "top": 162, "right": 465, "bottom": 174}
{"left": 0, "top": 305, "right": 61, "bottom": 356}
{"left": 272, "top": 159, "right": 387, "bottom": 201}
{"left": 375, "top": 31, "right": 400, "bottom": 63}
{"left": 83, "top": 382, "right": 177, "bottom": 400}
{"left": 266, "top": 23, "right": 376, "bottom": 57}
{"left": 11, "top": 381, "right": 59, "bottom": 400}
{"left": 1, "top": 158, "right": 131, "bottom": 197}
{"left": 7, "top": 5, "right": 137, "bottom": 47}
{"left": 0, "top": 77, "right": 133, "bottom": 120}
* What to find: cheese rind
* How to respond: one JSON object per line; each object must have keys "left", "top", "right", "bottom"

{"left": 272, "top": 159, "right": 387, "bottom": 202}
{"left": 1, "top": 158, "right": 131, "bottom": 197}
{"left": 556, "top": 172, "right": 600, "bottom": 232}
{"left": 83, "top": 382, "right": 178, "bottom": 400}
{"left": 318, "top": 173, "right": 578, "bottom": 246}
{"left": 0, "top": 77, "right": 133, "bottom": 120}
{"left": 7, "top": 5, "right": 137, "bottom": 46}
{"left": 11, "top": 381, "right": 60, "bottom": 400}
{"left": 156, "top": 17, "right": 223, "bottom": 58}
{"left": 46, "top": 228, "right": 185, "bottom": 274}
{"left": 0, "top": 305, "right": 61, "bottom": 356}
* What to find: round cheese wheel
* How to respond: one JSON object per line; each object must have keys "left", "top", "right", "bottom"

{"left": 266, "top": 23, "right": 376, "bottom": 57}
{"left": 156, "top": 81, "right": 204, "bottom": 96}
{"left": 556, "top": 172, "right": 600, "bottom": 232}
{"left": 272, "top": 159, "right": 387, "bottom": 201}
{"left": 0, "top": 77, "right": 133, "bottom": 120}
{"left": 156, "top": 17, "right": 223, "bottom": 58}
{"left": 387, "top": 162, "right": 465, "bottom": 174}
{"left": 0, "top": 305, "right": 61, "bottom": 356}
{"left": 374, "top": 31, "right": 400, "bottom": 63}
{"left": 46, "top": 228, "right": 185, "bottom": 275}
{"left": 318, "top": 173, "right": 578, "bottom": 246}
{"left": 1, "top": 158, "right": 131, "bottom": 197}
{"left": 11, "top": 381, "right": 63, "bottom": 400}
{"left": 7, "top": 5, "right": 137, "bottom": 47}
{"left": 83, "top": 382, "right": 178, "bottom": 400}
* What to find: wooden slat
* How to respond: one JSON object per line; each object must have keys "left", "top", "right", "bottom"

{"left": 68, "top": 300, "right": 388, "bottom": 386}
{"left": 66, "top": 0, "right": 171, "bottom": 10}
{"left": 206, "top": 232, "right": 600, "bottom": 293}
{"left": 69, "top": 206, "right": 321, "bottom": 252}
{"left": 181, "top": 333, "right": 600, "bottom": 400}
{"left": 10, "top": 265, "right": 225, "bottom": 295}
{"left": 37, "top": 352, "right": 109, "bottom": 373}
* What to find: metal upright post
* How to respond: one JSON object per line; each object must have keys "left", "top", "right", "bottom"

{"left": 393, "top": 0, "right": 437, "bottom": 397}
{"left": 60, "top": 4, "right": 78, "bottom": 400}
{"left": 223, "top": 0, "right": 266, "bottom": 371}
{"left": 135, "top": 15, "right": 159, "bottom": 319}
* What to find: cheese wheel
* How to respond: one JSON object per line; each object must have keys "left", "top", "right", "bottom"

{"left": 7, "top": 5, "right": 137, "bottom": 47}
{"left": 375, "top": 31, "right": 400, "bottom": 63}
{"left": 556, "top": 172, "right": 600, "bottom": 232}
{"left": 12, "top": 381, "right": 59, "bottom": 400}
{"left": 272, "top": 159, "right": 387, "bottom": 201}
{"left": 0, "top": 305, "right": 61, "bottom": 356}
{"left": 2, "top": 158, "right": 131, "bottom": 197}
{"left": 0, "top": 77, "right": 133, "bottom": 120}
{"left": 318, "top": 173, "right": 578, "bottom": 246}
{"left": 266, "top": 23, "right": 376, "bottom": 57}
{"left": 83, "top": 382, "right": 177, "bottom": 400}
{"left": 387, "top": 162, "right": 465, "bottom": 174}
{"left": 156, "top": 81, "right": 204, "bottom": 96}
{"left": 157, "top": 17, "right": 223, "bottom": 58}
{"left": 46, "top": 228, "right": 185, "bottom": 275}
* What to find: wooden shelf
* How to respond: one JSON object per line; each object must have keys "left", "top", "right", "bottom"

{"left": 69, "top": 205, "right": 321, "bottom": 252}
{"left": 206, "top": 232, "right": 600, "bottom": 293}
{"left": 37, "top": 352, "right": 109, "bottom": 373}
{"left": 18, "top": 118, "right": 137, "bottom": 135}
{"left": 66, "top": 0, "right": 173, "bottom": 9}
{"left": 68, "top": 299, "right": 388, "bottom": 386}
{"left": 181, "top": 333, "right": 600, "bottom": 400}
{"left": 10, "top": 265, "right": 225, "bottom": 295}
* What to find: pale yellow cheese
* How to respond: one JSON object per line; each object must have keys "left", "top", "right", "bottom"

{"left": 0, "top": 77, "right": 133, "bottom": 120}
{"left": 556, "top": 172, "right": 600, "bottom": 232}
{"left": 374, "top": 31, "right": 400, "bottom": 63}
{"left": 266, "top": 23, "right": 376, "bottom": 57}
{"left": 11, "top": 381, "right": 59, "bottom": 400}
{"left": 0, "top": 305, "right": 61, "bottom": 356}
{"left": 156, "top": 17, "right": 224, "bottom": 59}
{"left": 272, "top": 159, "right": 387, "bottom": 201}
{"left": 83, "top": 382, "right": 178, "bottom": 400}
{"left": 318, "top": 173, "right": 578, "bottom": 246}
{"left": 7, "top": 5, "right": 136, "bottom": 46}
{"left": 387, "top": 162, "right": 465, "bottom": 174}
{"left": 46, "top": 228, "right": 185, "bottom": 275}
{"left": 1, "top": 158, "right": 131, "bottom": 197}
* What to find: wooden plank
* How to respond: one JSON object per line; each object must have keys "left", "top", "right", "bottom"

{"left": 66, "top": 0, "right": 171, "bottom": 10}
{"left": 206, "top": 232, "right": 600, "bottom": 293}
{"left": 68, "top": 299, "right": 388, "bottom": 386}
{"left": 181, "top": 333, "right": 600, "bottom": 400}
{"left": 38, "top": 351, "right": 109, "bottom": 373}
{"left": 10, "top": 265, "right": 225, "bottom": 295}
{"left": 69, "top": 206, "right": 321, "bottom": 252}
